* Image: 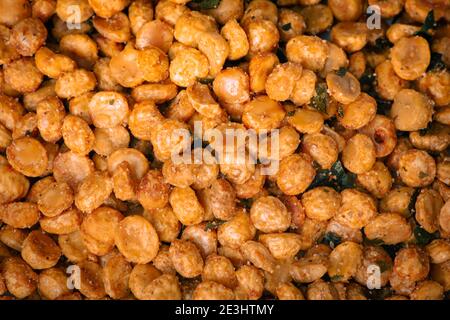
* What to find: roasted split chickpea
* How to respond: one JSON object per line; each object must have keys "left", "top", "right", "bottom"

{"left": 193, "top": 281, "right": 234, "bottom": 300}
{"left": 259, "top": 232, "right": 302, "bottom": 260}
{"left": 287, "top": 108, "right": 324, "bottom": 134}
{"left": 359, "top": 115, "right": 397, "bottom": 158}
{"left": 136, "top": 169, "right": 170, "bottom": 210}
{"left": 221, "top": 19, "right": 249, "bottom": 60}
{"left": 248, "top": 52, "right": 279, "bottom": 93}
{"left": 174, "top": 11, "right": 217, "bottom": 48}
{"left": 240, "top": 240, "right": 275, "bottom": 273}
{"left": 53, "top": 151, "right": 95, "bottom": 191}
{"left": 56, "top": 0, "right": 93, "bottom": 23}
{"left": 136, "top": 20, "right": 173, "bottom": 53}
{"left": 426, "top": 239, "right": 450, "bottom": 264}
{"left": 115, "top": 215, "right": 160, "bottom": 264}
{"left": 77, "top": 260, "right": 106, "bottom": 299}
{"left": 169, "top": 187, "right": 205, "bottom": 226}
{"left": 128, "top": 0, "right": 154, "bottom": 35}
{"left": 398, "top": 149, "right": 436, "bottom": 187}
{"left": 169, "top": 47, "right": 209, "bottom": 88}
{"left": 242, "top": 95, "right": 285, "bottom": 132}
{"left": 364, "top": 213, "right": 412, "bottom": 245}
{"left": 10, "top": 17, "right": 47, "bottom": 57}
{"left": 181, "top": 223, "right": 218, "bottom": 259}
{"left": 277, "top": 153, "right": 316, "bottom": 195}
{"left": 300, "top": 4, "right": 333, "bottom": 35}
{"left": 328, "top": 241, "right": 363, "bottom": 282}
{"left": 342, "top": 133, "right": 376, "bottom": 174}
{"left": 394, "top": 246, "right": 430, "bottom": 282}
{"left": 93, "top": 12, "right": 131, "bottom": 44}
{"left": 6, "top": 137, "right": 48, "bottom": 177}
{"left": 4, "top": 58, "right": 43, "bottom": 94}
{"left": 235, "top": 265, "right": 264, "bottom": 300}
{"left": 286, "top": 35, "right": 328, "bottom": 72}
{"left": 250, "top": 195, "right": 290, "bottom": 233}
{"left": 355, "top": 245, "right": 392, "bottom": 288}
{"left": 155, "top": 0, "right": 189, "bottom": 27}
{"left": 131, "top": 82, "right": 178, "bottom": 104}
{"left": 60, "top": 34, "right": 98, "bottom": 70}
{"left": 55, "top": 69, "right": 97, "bottom": 99}
{"left": 169, "top": 239, "right": 204, "bottom": 278}
{"left": 144, "top": 206, "right": 181, "bottom": 243}
{"left": 356, "top": 161, "right": 392, "bottom": 199}
{"left": 150, "top": 119, "right": 191, "bottom": 161}
{"left": 74, "top": 171, "right": 113, "bottom": 213}
{"left": 1, "top": 201, "right": 40, "bottom": 229}
{"left": 40, "top": 207, "right": 83, "bottom": 235}
{"left": 37, "top": 181, "right": 73, "bottom": 217}
{"left": 109, "top": 43, "right": 145, "bottom": 88}
{"left": 202, "top": 254, "right": 237, "bottom": 288}
{"left": 244, "top": 18, "right": 279, "bottom": 55}
{"left": 391, "top": 36, "right": 431, "bottom": 81}
{"left": 21, "top": 230, "right": 61, "bottom": 269}
{"left": 217, "top": 210, "right": 256, "bottom": 248}
{"left": 302, "top": 187, "right": 341, "bottom": 221}
{"left": 2, "top": 257, "right": 37, "bottom": 299}
{"left": 302, "top": 133, "right": 338, "bottom": 170}
{"left": 62, "top": 115, "right": 95, "bottom": 155}
{"left": 336, "top": 189, "right": 377, "bottom": 229}
{"left": 326, "top": 71, "right": 361, "bottom": 105}
{"left": 37, "top": 267, "right": 71, "bottom": 300}
{"left": 330, "top": 22, "right": 368, "bottom": 53}
{"left": 88, "top": 91, "right": 129, "bottom": 129}
{"left": 265, "top": 62, "right": 303, "bottom": 102}
{"left": 213, "top": 67, "right": 250, "bottom": 104}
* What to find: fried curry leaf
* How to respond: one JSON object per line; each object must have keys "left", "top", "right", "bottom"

{"left": 414, "top": 10, "right": 436, "bottom": 41}
{"left": 308, "top": 160, "right": 356, "bottom": 192}
{"left": 321, "top": 232, "right": 342, "bottom": 249}
{"left": 407, "top": 188, "right": 421, "bottom": 217}
{"left": 330, "top": 275, "right": 343, "bottom": 282}
{"left": 239, "top": 198, "right": 254, "bottom": 210}
{"left": 336, "top": 67, "right": 347, "bottom": 77}
{"left": 197, "top": 77, "right": 214, "bottom": 84}
{"left": 414, "top": 225, "right": 439, "bottom": 246}
{"left": 310, "top": 83, "right": 328, "bottom": 114}
{"left": 191, "top": 0, "right": 221, "bottom": 9}
{"left": 372, "top": 37, "right": 393, "bottom": 53}
{"left": 205, "top": 219, "right": 226, "bottom": 231}
{"left": 428, "top": 52, "right": 447, "bottom": 71}
{"left": 366, "top": 287, "right": 393, "bottom": 300}
{"left": 281, "top": 23, "right": 292, "bottom": 31}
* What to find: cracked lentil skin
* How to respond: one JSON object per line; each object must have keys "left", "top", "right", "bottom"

{"left": 0, "top": 0, "right": 449, "bottom": 301}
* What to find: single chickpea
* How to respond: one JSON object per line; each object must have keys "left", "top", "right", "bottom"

{"left": 59, "top": 34, "right": 98, "bottom": 69}
{"left": 302, "top": 133, "right": 339, "bottom": 169}
{"left": 193, "top": 281, "right": 234, "bottom": 300}
{"left": 290, "top": 69, "right": 317, "bottom": 106}
{"left": 21, "top": 230, "right": 61, "bottom": 269}
{"left": 240, "top": 240, "right": 276, "bottom": 273}
{"left": 55, "top": 69, "right": 96, "bottom": 99}
{"left": 398, "top": 149, "right": 436, "bottom": 187}
{"left": 4, "top": 58, "right": 43, "bottom": 93}
{"left": 336, "top": 189, "right": 377, "bottom": 229}
{"left": 93, "top": 12, "right": 131, "bottom": 43}
{"left": 235, "top": 265, "right": 264, "bottom": 300}
{"left": 150, "top": 119, "right": 191, "bottom": 161}
{"left": 287, "top": 108, "right": 324, "bottom": 134}
{"left": 300, "top": 4, "right": 334, "bottom": 35}
{"left": 143, "top": 206, "right": 181, "bottom": 243}
{"left": 169, "top": 47, "right": 209, "bottom": 88}
{"left": 217, "top": 210, "right": 256, "bottom": 248}
{"left": 330, "top": 22, "right": 368, "bottom": 52}
{"left": 221, "top": 19, "right": 249, "bottom": 60}
{"left": 53, "top": 151, "right": 95, "bottom": 191}
{"left": 10, "top": 17, "right": 47, "bottom": 57}
{"left": 74, "top": 171, "right": 113, "bottom": 213}
{"left": 88, "top": 91, "right": 129, "bottom": 129}
{"left": 259, "top": 233, "right": 302, "bottom": 260}
{"left": 242, "top": 95, "right": 285, "bottom": 132}
{"left": 0, "top": 0, "right": 31, "bottom": 27}
{"left": 115, "top": 215, "right": 160, "bottom": 264}
{"left": 136, "top": 20, "right": 173, "bottom": 53}
{"left": 364, "top": 213, "right": 413, "bottom": 245}
{"left": 40, "top": 207, "right": 83, "bottom": 235}
{"left": 77, "top": 260, "right": 106, "bottom": 299}
{"left": 137, "top": 169, "right": 170, "bottom": 210}
{"left": 88, "top": 0, "right": 128, "bottom": 18}
{"left": 244, "top": 18, "right": 279, "bottom": 55}
{"left": 356, "top": 161, "right": 393, "bottom": 199}
{"left": 277, "top": 153, "right": 316, "bottom": 195}
{"left": 248, "top": 52, "right": 279, "bottom": 93}
{"left": 342, "top": 133, "right": 376, "bottom": 174}
{"left": 328, "top": 241, "right": 363, "bottom": 282}
{"left": 109, "top": 43, "right": 145, "bottom": 88}
{"left": 102, "top": 252, "right": 132, "bottom": 299}
{"left": 2, "top": 257, "right": 37, "bottom": 299}
{"left": 302, "top": 187, "right": 341, "bottom": 221}
{"left": 286, "top": 35, "right": 328, "bottom": 71}
{"left": 108, "top": 148, "right": 149, "bottom": 180}
{"left": 394, "top": 246, "right": 430, "bottom": 282}
{"left": 169, "top": 239, "right": 204, "bottom": 278}
{"left": 56, "top": 0, "right": 93, "bottom": 23}
{"left": 62, "top": 115, "right": 94, "bottom": 155}
{"left": 213, "top": 67, "right": 250, "bottom": 105}
{"left": 128, "top": 0, "right": 153, "bottom": 35}
{"left": 391, "top": 36, "right": 430, "bottom": 80}
{"left": 250, "top": 196, "right": 290, "bottom": 233}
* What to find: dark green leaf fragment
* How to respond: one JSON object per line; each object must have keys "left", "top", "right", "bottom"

{"left": 281, "top": 23, "right": 292, "bottom": 31}
{"left": 414, "top": 225, "right": 439, "bottom": 246}
{"left": 330, "top": 275, "right": 343, "bottom": 282}
{"left": 308, "top": 160, "right": 356, "bottom": 192}
{"left": 310, "top": 83, "right": 328, "bottom": 114}
{"left": 414, "top": 10, "right": 436, "bottom": 41}
{"left": 197, "top": 77, "right": 214, "bottom": 84}
{"left": 321, "top": 232, "right": 342, "bottom": 249}
{"left": 191, "top": 0, "right": 221, "bottom": 10}
{"left": 205, "top": 220, "right": 225, "bottom": 231}
{"left": 428, "top": 52, "right": 447, "bottom": 71}
{"left": 337, "top": 105, "right": 344, "bottom": 117}
{"left": 287, "top": 110, "right": 296, "bottom": 117}
{"left": 336, "top": 67, "right": 347, "bottom": 77}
